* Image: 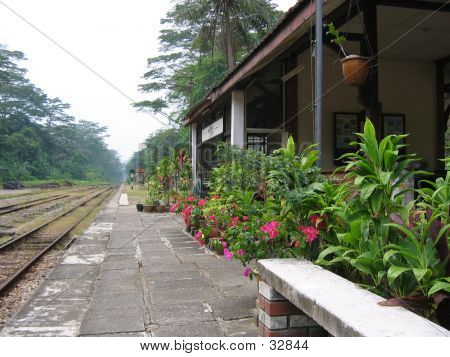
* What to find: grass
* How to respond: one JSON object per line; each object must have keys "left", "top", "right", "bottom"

{"left": 124, "top": 184, "right": 147, "bottom": 205}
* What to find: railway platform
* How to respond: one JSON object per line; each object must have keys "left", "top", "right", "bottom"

{"left": 1, "top": 188, "right": 258, "bottom": 337}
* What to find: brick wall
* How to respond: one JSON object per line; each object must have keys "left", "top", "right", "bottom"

{"left": 258, "top": 280, "right": 329, "bottom": 337}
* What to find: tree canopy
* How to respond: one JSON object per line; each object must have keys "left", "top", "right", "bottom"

{"left": 133, "top": 0, "right": 282, "bottom": 124}
{"left": 0, "top": 46, "right": 123, "bottom": 183}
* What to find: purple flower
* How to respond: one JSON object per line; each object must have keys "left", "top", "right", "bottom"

{"left": 243, "top": 267, "right": 252, "bottom": 278}
{"left": 224, "top": 248, "right": 233, "bottom": 261}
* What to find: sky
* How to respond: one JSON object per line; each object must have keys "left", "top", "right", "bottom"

{"left": 0, "top": 0, "right": 296, "bottom": 162}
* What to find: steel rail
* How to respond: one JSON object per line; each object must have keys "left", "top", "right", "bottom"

{"left": 0, "top": 194, "right": 70, "bottom": 216}
{"left": 0, "top": 185, "right": 119, "bottom": 294}
{"left": 0, "top": 185, "right": 114, "bottom": 250}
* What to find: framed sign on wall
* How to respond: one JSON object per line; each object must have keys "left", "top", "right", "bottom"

{"left": 334, "top": 112, "right": 359, "bottom": 164}
{"left": 383, "top": 113, "right": 405, "bottom": 136}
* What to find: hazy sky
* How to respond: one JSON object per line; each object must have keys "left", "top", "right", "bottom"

{"left": 0, "top": 0, "right": 296, "bottom": 161}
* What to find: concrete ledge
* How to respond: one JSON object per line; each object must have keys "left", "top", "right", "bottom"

{"left": 257, "top": 259, "right": 450, "bottom": 337}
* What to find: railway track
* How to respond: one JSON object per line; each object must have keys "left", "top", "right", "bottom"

{"left": 0, "top": 185, "right": 118, "bottom": 294}
{"left": 0, "top": 194, "right": 70, "bottom": 216}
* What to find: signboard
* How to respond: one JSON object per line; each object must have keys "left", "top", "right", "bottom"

{"left": 202, "top": 117, "right": 223, "bottom": 142}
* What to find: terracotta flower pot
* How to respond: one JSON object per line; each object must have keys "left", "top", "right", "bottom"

{"left": 155, "top": 205, "right": 166, "bottom": 213}
{"left": 143, "top": 205, "right": 155, "bottom": 213}
{"left": 340, "top": 55, "right": 369, "bottom": 86}
{"left": 209, "top": 227, "right": 219, "bottom": 238}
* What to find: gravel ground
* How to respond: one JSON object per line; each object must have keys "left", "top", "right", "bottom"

{"left": 0, "top": 250, "right": 65, "bottom": 332}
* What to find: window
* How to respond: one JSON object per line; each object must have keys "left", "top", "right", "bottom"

{"left": 247, "top": 134, "right": 268, "bottom": 153}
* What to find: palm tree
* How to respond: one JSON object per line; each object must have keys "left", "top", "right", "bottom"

{"left": 171, "top": 0, "right": 282, "bottom": 71}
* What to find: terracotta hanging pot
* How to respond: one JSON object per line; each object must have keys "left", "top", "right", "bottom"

{"left": 340, "top": 55, "right": 369, "bottom": 86}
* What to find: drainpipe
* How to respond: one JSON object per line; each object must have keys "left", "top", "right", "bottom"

{"left": 314, "top": 0, "right": 323, "bottom": 168}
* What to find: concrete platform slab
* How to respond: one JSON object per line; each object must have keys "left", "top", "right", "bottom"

{"left": 219, "top": 318, "right": 259, "bottom": 337}
{"left": 150, "top": 302, "right": 215, "bottom": 326}
{"left": 2, "top": 187, "right": 259, "bottom": 337}
{"left": 207, "top": 296, "right": 257, "bottom": 321}
{"left": 152, "top": 321, "right": 224, "bottom": 337}
{"left": 47, "top": 264, "right": 100, "bottom": 280}
{"left": 150, "top": 287, "right": 220, "bottom": 305}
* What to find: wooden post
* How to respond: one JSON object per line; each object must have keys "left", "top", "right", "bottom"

{"left": 435, "top": 59, "right": 447, "bottom": 172}
{"left": 361, "top": 0, "right": 381, "bottom": 138}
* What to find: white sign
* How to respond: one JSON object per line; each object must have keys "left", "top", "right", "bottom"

{"left": 202, "top": 117, "right": 223, "bottom": 142}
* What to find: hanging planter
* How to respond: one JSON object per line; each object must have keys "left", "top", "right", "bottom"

{"left": 340, "top": 55, "right": 369, "bottom": 86}
{"left": 326, "top": 23, "right": 371, "bottom": 87}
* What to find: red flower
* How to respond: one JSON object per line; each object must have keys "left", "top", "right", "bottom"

{"left": 299, "top": 226, "right": 319, "bottom": 244}
{"left": 260, "top": 221, "right": 280, "bottom": 240}
{"left": 169, "top": 203, "right": 179, "bottom": 213}
{"left": 310, "top": 214, "right": 327, "bottom": 230}
{"left": 242, "top": 216, "right": 249, "bottom": 222}
{"left": 198, "top": 199, "right": 208, "bottom": 207}
{"left": 186, "top": 196, "right": 197, "bottom": 202}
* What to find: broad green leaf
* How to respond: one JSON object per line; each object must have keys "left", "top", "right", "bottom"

{"left": 383, "top": 249, "right": 398, "bottom": 264}
{"left": 384, "top": 149, "right": 398, "bottom": 170}
{"left": 412, "top": 268, "right": 431, "bottom": 283}
{"left": 354, "top": 176, "right": 365, "bottom": 186}
{"left": 428, "top": 281, "right": 450, "bottom": 296}
{"left": 387, "top": 265, "right": 410, "bottom": 285}
{"left": 360, "top": 183, "right": 378, "bottom": 200}
{"left": 379, "top": 171, "right": 392, "bottom": 185}
{"left": 371, "top": 190, "right": 383, "bottom": 214}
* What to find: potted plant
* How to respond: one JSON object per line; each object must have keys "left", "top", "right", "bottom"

{"left": 326, "top": 22, "right": 369, "bottom": 86}
{"left": 209, "top": 238, "right": 226, "bottom": 255}
{"left": 144, "top": 177, "right": 163, "bottom": 213}
{"left": 136, "top": 201, "right": 144, "bottom": 212}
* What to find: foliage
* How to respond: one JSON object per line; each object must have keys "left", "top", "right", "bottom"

{"left": 146, "top": 177, "right": 163, "bottom": 205}
{"left": 325, "top": 22, "right": 348, "bottom": 56}
{"left": 125, "top": 127, "right": 189, "bottom": 177}
{"left": 134, "top": 0, "right": 282, "bottom": 123}
{"left": 316, "top": 119, "right": 449, "bottom": 301}
{"left": 171, "top": 119, "right": 449, "bottom": 326}
{"left": 0, "top": 46, "right": 123, "bottom": 183}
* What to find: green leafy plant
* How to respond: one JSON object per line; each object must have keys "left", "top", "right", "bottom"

{"left": 325, "top": 22, "right": 348, "bottom": 56}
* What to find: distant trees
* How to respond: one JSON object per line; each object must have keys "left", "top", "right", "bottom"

{"left": 0, "top": 46, "right": 123, "bottom": 183}
{"left": 125, "top": 127, "right": 189, "bottom": 176}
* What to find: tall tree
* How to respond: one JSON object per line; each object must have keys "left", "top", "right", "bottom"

{"left": 134, "top": 0, "right": 282, "bottom": 123}
{"left": 171, "top": 0, "right": 282, "bottom": 71}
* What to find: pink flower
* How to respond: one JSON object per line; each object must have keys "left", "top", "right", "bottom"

{"left": 198, "top": 199, "right": 208, "bottom": 207}
{"left": 232, "top": 216, "right": 240, "bottom": 227}
{"left": 294, "top": 241, "right": 301, "bottom": 248}
{"left": 242, "top": 216, "right": 249, "bottom": 222}
{"left": 221, "top": 241, "right": 228, "bottom": 248}
{"left": 194, "top": 231, "right": 203, "bottom": 241}
{"left": 260, "top": 221, "right": 280, "bottom": 240}
{"left": 224, "top": 248, "right": 233, "bottom": 261}
{"left": 236, "top": 249, "right": 245, "bottom": 256}
{"left": 169, "top": 203, "right": 179, "bottom": 213}
{"left": 299, "top": 226, "right": 319, "bottom": 244}
{"left": 208, "top": 215, "right": 217, "bottom": 223}
{"left": 243, "top": 267, "right": 252, "bottom": 278}
{"left": 187, "top": 196, "right": 196, "bottom": 202}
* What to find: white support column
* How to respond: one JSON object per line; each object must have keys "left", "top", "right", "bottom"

{"left": 191, "top": 123, "right": 197, "bottom": 181}
{"left": 231, "top": 90, "right": 245, "bottom": 148}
